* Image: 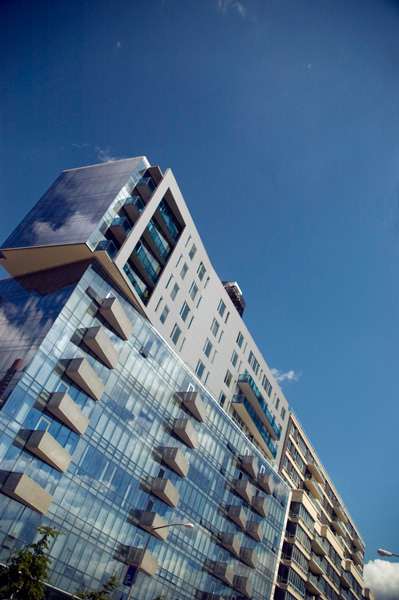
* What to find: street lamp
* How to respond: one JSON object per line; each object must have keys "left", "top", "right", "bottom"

{"left": 377, "top": 548, "right": 399, "bottom": 558}
{"left": 126, "top": 522, "right": 194, "bottom": 600}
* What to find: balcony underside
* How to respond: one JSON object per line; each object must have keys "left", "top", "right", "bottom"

{"left": 232, "top": 401, "right": 275, "bottom": 460}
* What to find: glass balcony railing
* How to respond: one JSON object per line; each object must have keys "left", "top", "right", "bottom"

{"left": 110, "top": 216, "right": 132, "bottom": 236}
{"left": 123, "top": 263, "right": 149, "bottom": 303}
{"left": 95, "top": 239, "right": 118, "bottom": 260}
{"left": 158, "top": 201, "right": 180, "bottom": 241}
{"left": 135, "top": 243, "right": 161, "bottom": 285}
{"left": 232, "top": 395, "right": 277, "bottom": 459}
{"left": 304, "top": 473, "right": 323, "bottom": 499}
{"left": 238, "top": 374, "right": 280, "bottom": 440}
{"left": 137, "top": 177, "right": 156, "bottom": 198}
{"left": 147, "top": 221, "right": 170, "bottom": 261}
{"left": 124, "top": 195, "right": 145, "bottom": 213}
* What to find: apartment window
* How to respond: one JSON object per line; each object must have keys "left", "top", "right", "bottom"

{"left": 197, "top": 262, "right": 206, "bottom": 281}
{"left": 275, "top": 397, "right": 280, "bottom": 410}
{"left": 281, "top": 406, "right": 286, "bottom": 420}
{"left": 189, "top": 281, "right": 199, "bottom": 301}
{"left": 179, "top": 337, "right": 186, "bottom": 352}
{"left": 176, "top": 254, "right": 182, "bottom": 267}
{"left": 154, "top": 296, "right": 163, "bottom": 312}
{"left": 224, "top": 370, "right": 233, "bottom": 388}
{"left": 225, "top": 311, "right": 230, "bottom": 324}
{"left": 219, "top": 391, "right": 226, "bottom": 407}
{"left": 204, "top": 276, "right": 210, "bottom": 288}
{"left": 231, "top": 350, "right": 238, "bottom": 368}
{"left": 204, "top": 372, "right": 210, "bottom": 385}
{"left": 185, "top": 234, "right": 192, "bottom": 248}
{"left": 218, "top": 330, "right": 224, "bottom": 343}
{"left": 180, "top": 262, "right": 188, "bottom": 280}
{"left": 210, "top": 318, "right": 220, "bottom": 337}
{"left": 180, "top": 301, "right": 190, "bottom": 322}
{"left": 165, "top": 275, "right": 173, "bottom": 289}
{"left": 170, "top": 282, "right": 179, "bottom": 300}
{"left": 195, "top": 359, "right": 205, "bottom": 380}
{"left": 170, "top": 324, "right": 181, "bottom": 345}
{"left": 203, "top": 338, "right": 213, "bottom": 358}
{"left": 248, "top": 351, "right": 260, "bottom": 376}
{"left": 160, "top": 305, "right": 169, "bottom": 324}
{"left": 188, "top": 316, "right": 194, "bottom": 329}
{"left": 212, "top": 349, "right": 217, "bottom": 363}
{"left": 189, "top": 243, "right": 197, "bottom": 260}
{"left": 236, "top": 332, "right": 244, "bottom": 348}
{"left": 262, "top": 374, "right": 272, "bottom": 397}
{"left": 196, "top": 295, "right": 202, "bottom": 308}
{"left": 217, "top": 299, "right": 226, "bottom": 318}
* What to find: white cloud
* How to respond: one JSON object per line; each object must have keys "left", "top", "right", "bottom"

{"left": 217, "top": 0, "right": 246, "bottom": 17}
{"left": 271, "top": 368, "right": 302, "bottom": 384}
{"left": 94, "top": 146, "right": 119, "bottom": 163}
{"left": 364, "top": 559, "right": 399, "bottom": 600}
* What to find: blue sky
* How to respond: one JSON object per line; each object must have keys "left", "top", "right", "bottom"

{"left": 1, "top": 0, "right": 399, "bottom": 592}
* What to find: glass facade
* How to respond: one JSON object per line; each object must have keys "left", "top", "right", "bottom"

{"left": 0, "top": 261, "right": 289, "bottom": 600}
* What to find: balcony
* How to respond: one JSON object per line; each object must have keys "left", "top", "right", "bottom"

{"left": 340, "top": 569, "right": 351, "bottom": 589}
{"left": 233, "top": 575, "right": 253, "bottom": 598}
{"left": 66, "top": 357, "right": 105, "bottom": 401}
{"left": 219, "top": 532, "right": 241, "bottom": 557}
{"left": 306, "top": 459, "right": 325, "bottom": 484}
{"left": 151, "top": 478, "right": 179, "bottom": 508}
{"left": 162, "top": 447, "right": 189, "bottom": 478}
{"left": 136, "top": 177, "right": 156, "bottom": 202}
{"left": 172, "top": 418, "right": 198, "bottom": 449}
{"left": 246, "top": 520, "right": 263, "bottom": 542}
{"left": 240, "top": 547, "right": 258, "bottom": 568}
{"left": 99, "top": 296, "right": 132, "bottom": 341}
{"left": 232, "top": 396, "right": 277, "bottom": 460}
{"left": 47, "top": 391, "right": 89, "bottom": 435}
{"left": 331, "top": 515, "right": 347, "bottom": 538}
{"left": 25, "top": 430, "right": 72, "bottom": 473}
{"left": 227, "top": 505, "right": 247, "bottom": 529}
{"left": 2, "top": 472, "right": 53, "bottom": 515}
{"left": 303, "top": 474, "right": 323, "bottom": 501}
{"left": 138, "top": 511, "right": 169, "bottom": 541}
{"left": 134, "top": 242, "right": 161, "bottom": 286}
{"left": 178, "top": 391, "right": 207, "bottom": 422}
{"left": 158, "top": 200, "right": 180, "bottom": 242}
{"left": 126, "top": 547, "right": 157, "bottom": 576}
{"left": 95, "top": 239, "right": 118, "bottom": 260}
{"left": 351, "top": 548, "right": 363, "bottom": 566}
{"left": 233, "top": 479, "right": 253, "bottom": 504}
{"left": 339, "top": 588, "right": 352, "bottom": 600}
{"left": 146, "top": 221, "right": 170, "bottom": 262}
{"left": 240, "top": 454, "right": 259, "bottom": 479}
{"left": 123, "top": 262, "right": 150, "bottom": 304}
{"left": 311, "top": 534, "right": 328, "bottom": 556}
{"left": 83, "top": 325, "right": 119, "bottom": 369}
{"left": 352, "top": 535, "right": 365, "bottom": 553}
{"left": 306, "top": 573, "right": 322, "bottom": 596}
{"left": 252, "top": 495, "right": 268, "bottom": 518}
{"left": 108, "top": 216, "right": 132, "bottom": 246}
{"left": 123, "top": 195, "right": 145, "bottom": 223}
{"left": 213, "top": 562, "right": 234, "bottom": 586}
{"left": 308, "top": 553, "right": 325, "bottom": 576}
{"left": 237, "top": 374, "right": 280, "bottom": 440}
{"left": 258, "top": 471, "right": 274, "bottom": 494}
{"left": 333, "top": 502, "right": 348, "bottom": 523}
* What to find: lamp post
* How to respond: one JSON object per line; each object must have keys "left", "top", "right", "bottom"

{"left": 126, "top": 522, "right": 194, "bottom": 600}
{"left": 377, "top": 548, "right": 399, "bottom": 558}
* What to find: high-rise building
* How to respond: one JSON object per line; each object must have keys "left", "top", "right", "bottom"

{"left": 0, "top": 158, "right": 290, "bottom": 600}
{"left": 275, "top": 413, "right": 375, "bottom": 600}
{"left": 0, "top": 157, "right": 373, "bottom": 600}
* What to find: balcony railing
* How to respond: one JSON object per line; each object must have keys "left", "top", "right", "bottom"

{"left": 123, "top": 263, "right": 149, "bottom": 303}
{"left": 124, "top": 195, "right": 145, "bottom": 212}
{"left": 95, "top": 239, "right": 118, "bottom": 260}
{"left": 232, "top": 395, "right": 277, "bottom": 459}
{"left": 304, "top": 473, "right": 323, "bottom": 500}
{"left": 238, "top": 374, "right": 280, "bottom": 440}
{"left": 135, "top": 243, "right": 160, "bottom": 285}
{"left": 147, "top": 221, "right": 170, "bottom": 261}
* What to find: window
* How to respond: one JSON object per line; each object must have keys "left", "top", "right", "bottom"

{"left": 170, "top": 324, "right": 181, "bottom": 345}
{"left": 180, "top": 262, "right": 188, "bottom": 280}
{"left": 180, "top": 301, "right": 190, "bottom": 322}
{"left": 219, "top": 391, "right": 226, "bottom": 407}
{"left": 236, "top": 332, "right": 244, "bottom": 348}
{"left": 170, "top": 282, "right": 179, "bottom": 300}
{"left": 231, "top": 350, "right": 238, "bottom": 367}
{"left": 262, "top": 374, "right": 272, "bottom": 397}
{"left": 188, "top": 316, "right": 194, "bottom": 329}
{"left": 224, "top": 370, "right": 232, "bottom": 388}
{"left": 225, "top": 311, "right": 230, "bottom": 324}
{"left": 175, "top": 254, "right": 182, "bottom": 267}
{"left": 218, "top": 330, "right": 224, "bottom": 342}
{"left": 204, "top": 276, "right": 210, "bottom": 288}
{"left": 197, "top": 261, "right": 206, "bottom": 281}
{"left": 160, "top": 305, "right": 169, "bottom": 324}
{"left": 189, "top": 281, "right": 199, "bottom": 301}
{"left": 203, "top": 338, "right": 213, "bottom": 358}
{"left": 165, "top": 275, "right": 173, "bottom": 289}
{"left": 196, "top": 295, "right": 202, "bottom": 308}
{"left": 281, "top": 406, "right": 286, "bottom": 420}
{"left": 185, "top": 234, "right": 191, "bottom": 248}
{"left": 195, "top": 359, "right": 205, "bottom": 380}
{"left": 154, "top": 296, "right": 163, "bottom": 312}
{"left": 217, "top": 299, "right": 226, "bottom": 318}
{"left": 275, "top": 397, "right": 280, "bottom": 410}
{"left": 210, "top": 318, "right": 220, "bottom": 337}
{"left": 248, "top": 351, "right": 260, "bottom": 376}
{"left": 189, "top": 243, "right": 197, "bottom": 260}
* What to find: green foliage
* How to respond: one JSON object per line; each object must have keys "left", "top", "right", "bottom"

{"left": 0, "top": 525, "right": 61, "bottom": 600}
{"left": 76, "top": 574, "right": 118, "bottom": 600}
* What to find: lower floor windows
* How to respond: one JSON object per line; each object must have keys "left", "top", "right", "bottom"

{"left": 195, "top": 359, "right": 205, "bottom": 380}
{"left": 170, "top": 324, "right": 182, "bottom": 345}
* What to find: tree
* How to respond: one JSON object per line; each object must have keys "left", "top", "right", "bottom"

{"left": 76, "top": 574, "right": 118, "bottom": 600}
{"left": 0, "top": 525, "right": 61, "bottom": 600}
